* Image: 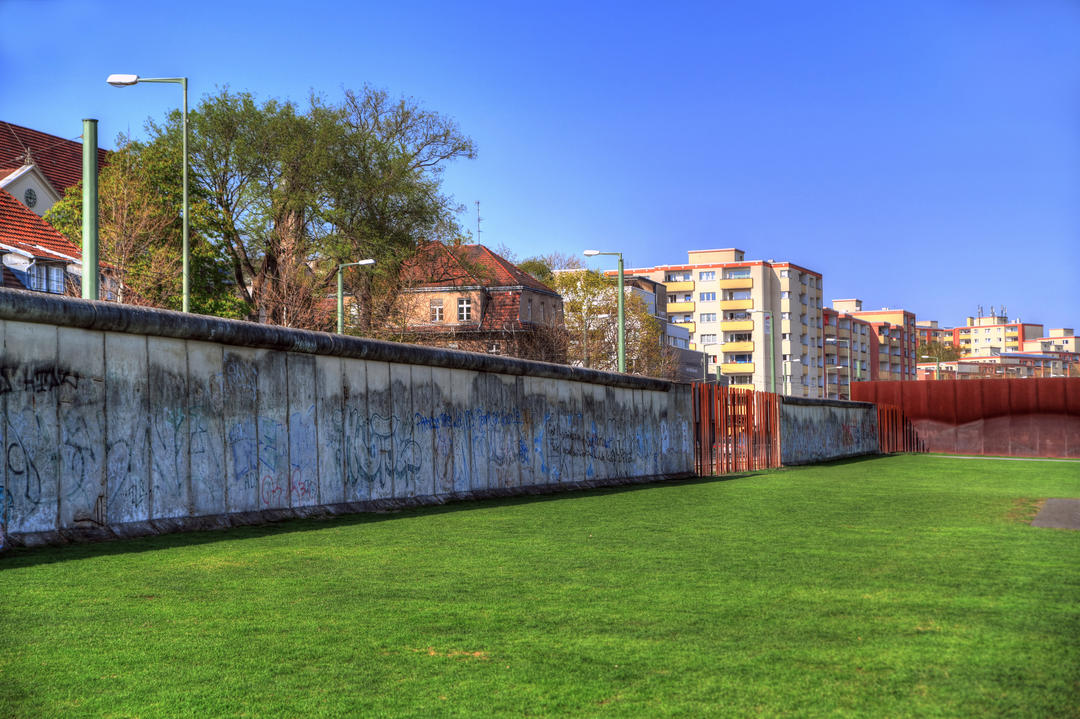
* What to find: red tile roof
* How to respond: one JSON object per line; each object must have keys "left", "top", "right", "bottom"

{"left": 404, "top": 241, "right": 559, "bottom": 295}
{"left": 0, "top": 188, "right": 82, "bottom": 262}
{"left": 0, "top": 121, "right": 109, "bottom": 195}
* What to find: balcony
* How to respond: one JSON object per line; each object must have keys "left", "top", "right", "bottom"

{"left": 721, "top": 362, "right": 755, "bottom": 374}
{"left": 666, "top": 301, "right": 695, "bottom": 313}
{"left": 675, "top": 321, "right": 695, "bottom": 334}
{"left": 723, "top": 341, "right": 754, "bottom": 353}
{"left": 719, "top": 299, "right": 753, "bottom": 311}
{"left": 665, "top": 281, "right": 695, "bottom": 292}
{"left": 729, "top": 383, "right": 755, "bottom": 391}
{"left": 720, "top": 320, "right": 754, "bottom": 332}
{"left": 718, "top": 278, "right": 753, "bottom": 290}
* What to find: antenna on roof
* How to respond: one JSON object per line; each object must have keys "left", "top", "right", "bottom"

{"left": 474, "top": 200, "right": 482, "bottom": 240}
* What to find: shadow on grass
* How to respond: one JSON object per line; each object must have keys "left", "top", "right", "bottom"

{"left": 0, "top": 471, "right": 770, "bottom": 569}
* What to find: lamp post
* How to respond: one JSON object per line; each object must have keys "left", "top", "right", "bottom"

{"left": 747, "top": 309, "right": 775, "bottom": 393}
{"left": 107, "top": 73, "right": 190, "bottom": 312}
{"left": 920, "top": 354, "right": 941, "bottom": 380}
{"left": 584, "top": 250, "right": 625, "bottom": 372}
{"left": 337, "top": 259, "right": 376, "bottom": 334}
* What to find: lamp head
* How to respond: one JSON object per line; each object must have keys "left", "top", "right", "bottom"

{"left": 107, "top": 74, "right": 140, "bottom": 87}
{"left": 583, "top": 250, "right": 600, "bottom": 257}
{"left": 355, "top": 259, "right": 376, "bottom": 266}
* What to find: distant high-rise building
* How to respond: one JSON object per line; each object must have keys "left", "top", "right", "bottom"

{"left": 831, "top": 300, "right": 918, "bottom": 382}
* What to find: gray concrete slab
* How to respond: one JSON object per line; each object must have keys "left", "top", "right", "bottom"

{"left": 341, "top": 357, "right": 370, "bottom": 502}
{"left": 1031, "top": 499, "right": 1080, "bottom": 530}
{"left": 187, "top": 341, "right": 226, "bottom": 515}
{"left": 147, "top": 336, "right": 190, "bottom": 519}
{"left": 314, "top": 355, "right": 344, "bottom": 505}
{"left": 256, "top": 349, "right": 289, "bottom": 509}
{"left": 104, "top": 331, "right": 150, "bottom": 525}
{"left": 223, "top": 348, "right": 259, "bottom": 512}
{"left": 287, "top": 353, "right": 319, "bottom": 508}
{"left": 57, "top": 326, "right": 106, "bottom": 528}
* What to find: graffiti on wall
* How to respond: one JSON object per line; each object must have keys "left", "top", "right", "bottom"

{"left": 0, "top": 357, "right": 691, "bottom": 535}
{"left": 779, "top": 403, "right": 878, "bottom": 465}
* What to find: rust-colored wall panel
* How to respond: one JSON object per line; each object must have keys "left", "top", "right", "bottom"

{"left": 902, "top": 381, "right": 930, "bottom": 422}
{"left": 1008, "top": 379, "right": 1038, "bottom": 416}
{"left": 865, "top": 378, "right": 1080, "bottom": 459}
{"left": 1007, "top": 414, "right": 1039, "bottom": 457}
{"left": 954, "top": 382, "right": 984, "bottom": 425}
{"left": 954, "top": 419, "right": 984, "bottom": 455}
{"left": 1067, "top": 379, "right": 1080, "bottom": 415}
{"left": 980, "top": 417, "right": 1014, "bottom": 457}
{"left": 1038, "top": 378, "right": 1068, "bottom": 414}
{"left": 927, "top": 381, "right": 957, "bottom": 424}
{"left": 981, "top": 379, "right": 1010, "bottom": 419}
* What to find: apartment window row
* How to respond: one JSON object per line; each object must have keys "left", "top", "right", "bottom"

{"left": 724, "top": 268, "right": 751, "bottom": 279}
{"left": 700, "top": 312, "right": 717, "bottom": 323}
{"left": 699, "top": 270, "right": 715, "bottom": 281}
{"left": 699, "top": 292, "right": 716, "bottom": 302}
{"left": 665, "top": 271, "right": 691, "bottom": 281}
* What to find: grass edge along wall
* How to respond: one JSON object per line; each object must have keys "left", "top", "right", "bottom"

{"left": 0, "top": 289, "right": 694, "bottom": 546}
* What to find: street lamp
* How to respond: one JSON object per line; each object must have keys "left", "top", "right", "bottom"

{"left": 107, "top": 73, "right": 190, "bottom": 312}
{"left": 920, "top": 354, "right": 941, "bottom": 380}
{"left": 583, "top": 250, "right": 625, "bottom": 372}
{"left": 337, "top": 259, "right": 376, "bottom": 334}
{"left": 747, "top": 309, "right": 775, "bottom": 393}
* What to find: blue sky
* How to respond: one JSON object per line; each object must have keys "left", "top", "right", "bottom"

{"left": 2, "top": 0, "right": 1077, "bottom": 329}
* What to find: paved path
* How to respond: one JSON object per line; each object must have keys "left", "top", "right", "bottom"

{"left": 1031, "top": 499, "right": 1080, "bottom": 530}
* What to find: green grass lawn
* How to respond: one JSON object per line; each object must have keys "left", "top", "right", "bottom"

{"left": 2, "top": 454, "right": 1078, "bottom": 718}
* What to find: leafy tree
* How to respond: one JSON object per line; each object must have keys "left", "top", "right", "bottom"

{"left": 517, "top": 252, "right": 584, "bottom": 285}
{"left": 550, "top": 269, "right": 678, "bottom": 379}
{"left": 139, "top": 86, "right": 475, "bottom": 330}
{"left": 917, "top": 341, "right": 962, "bottom": 363}
{"left": 45, "top": 137, "right": 245, "bottom": 316}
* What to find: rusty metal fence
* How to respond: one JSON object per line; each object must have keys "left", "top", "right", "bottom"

{"left": 692, "top": 384, "right": 781, "bottom": 475}
{"left": 692, "top": 384, "right": 925, "bottom": 476}
{"left": 876, "top": 404, "right": 927, "bottom": 454}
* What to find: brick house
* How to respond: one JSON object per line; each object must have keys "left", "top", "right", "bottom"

{"left": 395, "top": 241, "right": 566, "bottom": 361}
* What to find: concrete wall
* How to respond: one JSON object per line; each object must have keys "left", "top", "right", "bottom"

{"left": 779, "top": 396, "right": 878, "bottom": 465}
{"left": 0, "top": 290, "right": 693, "bottom": 546}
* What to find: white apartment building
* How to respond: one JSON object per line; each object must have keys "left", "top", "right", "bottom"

{"left": 623, "top": 248, "right": 825, "bottom": 396}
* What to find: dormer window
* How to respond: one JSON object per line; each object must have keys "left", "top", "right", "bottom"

{"left": 30, "top": 263, "right": 65, "bottom": 294}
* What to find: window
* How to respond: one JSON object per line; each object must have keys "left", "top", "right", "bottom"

{"left": 724, "top": 268, "right": 751, "bottom": 279}
{"left": 728, "top": 353, "right": 753, "bottom": 364}
{"left": 526, "top": 298, "right": 532, "bottom": 321}
{"left": 781, "top": 333, "right": 791, "bottom": 341}
{"left": 728, "top": 333, "right": 751, "bottom": 342}
{"left": 781, "top": 312, "right": 790, "bottom": 321}
{"left": 699, "top": 313, "right": 717, "bottom": 323}
{"left": 780, "top": 270, "right": 790, "bottom": 278}
{"left": 430, "top": 299, "right": 444, "bottom": 322}
{"left": 538, "top": 303, "right": 545, "bottom": 322}
{"left": 699, "top": 292, "right": 716, "bottom": 302}
{"left": 700, "top": 333, "right": 717, "bottom": 344}
{"left": 457, "top": 298, "right": 472, "bottom": 322}
{"left": 699, "top": 271, "right": 715, "bottom": 281}
{"left": 781, "top": 291, "right": 790, "bottom": 299}
{"left": 726, "top": 290, "right": 751, "bottom": 301}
